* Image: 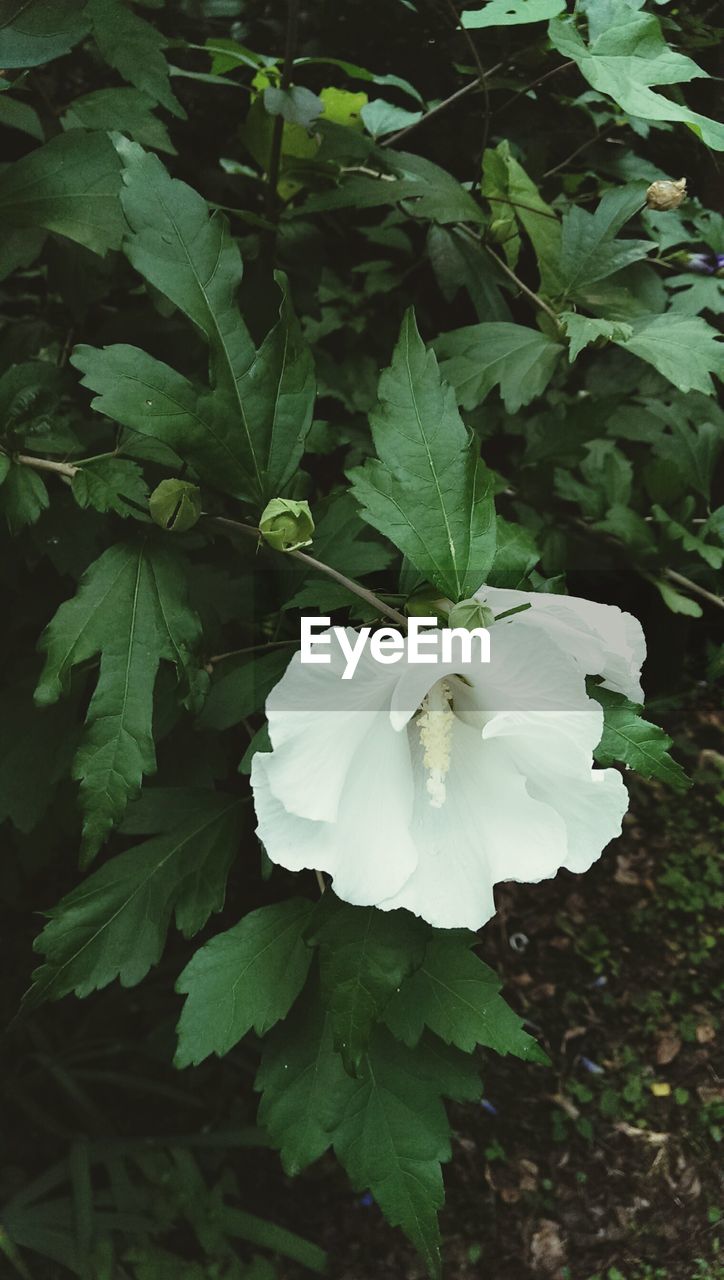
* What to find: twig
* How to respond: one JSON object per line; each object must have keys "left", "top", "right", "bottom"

{"left": 484, "top": 194, "right": 559, "bottom": 221}
{"left": 441, "top": 0, "right": 492, "bottom": 156}
{"left": 206, "top": 515, "right": 409, "bottom": 627}
{"left": 494, "top": 60, "right": 575, "bottom": 117}
{"left": 382, "top": 77, "right": 483, "bottom": 148}
{"left": 13, "top": 453, "right": 77, "bottom": 479}
{"left": 207, "top": 639, "right": 300, "bottom": 666}
{"left": 664, "top": 568, "right": 724, "bottom": 612}
{"left": 542, "top": 125, "right": 614, "bottom": 180}
{"left": 483, "top": 245, "right": 560, "bottom": 323}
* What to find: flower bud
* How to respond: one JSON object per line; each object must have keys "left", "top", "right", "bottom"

{"left": 489, "top": 218, "right": 512, "bottom": 244}
{"left": 671, "top": 250, "right": 715, "bottom": 275}
{"left": 645, "top": 177, "right": 686, "bottom": 211}
{"left": 149, "top": 478, "right": 202, "bottom": 532}
{"left": 406, "top": 589, "right": 452, "bottom": 624}
{"left": 259, "top": 498, "right": 314, "bottom": 551}
{"left": 448, "top": 598, "right": 495, "bottom": 630}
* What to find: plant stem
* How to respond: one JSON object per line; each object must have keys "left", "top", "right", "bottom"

{"left": 264, "top": 0, "right": 300, "bottom": 225}
{"left": 664, "top": 568, "right": 724, "bottom": 612}
{"left": 207, "top": 639, "right": 300, "bottom": 666}
{"left": 441, "top": 0, "right": 492, "bottom": 156}
{"left": 483, "top": 245, "right": 560, "bottom": 324}
{"left": 206, "top": 515, "right": 409, "bottom": 626}
{"left": 13, "top": 453, "right": 77, "bottom": 479}
{"left": 494, "top": 60, "right": 575, "bottom": 117}
{"left": 382, "top": 77, "right": 483, "bottom": 148}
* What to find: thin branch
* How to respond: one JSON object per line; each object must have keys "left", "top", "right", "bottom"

{"left": 207, "top": 639, "right": 300, "bottom": 667}
{"left": 382, "top": 77, "right": 483, "bottom": 148}
{"left": 542, "top": 125, "right": 614, "bottom": 180}
{"left": 13, "top": 453, "right": 77, "bottom": 479}
{"left": 206, "top": 515, "right": 409, "bottom": 627}
{"left": 441, "top": 0, "right": 492, "bottom": 157}
{"left": 664, "top": 568, "right": 724, "bottom": 612}
{"left": 484, "top": 193, "right": 559, "bottom": 221}
{"left": 494, "top": 60, "right": 575, "bottom": 117}
{"left": 483, "top": 245, "right": 560, "bottom": 324}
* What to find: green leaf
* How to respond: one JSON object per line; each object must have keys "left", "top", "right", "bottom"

{"left": 35, "top": 540, "right": 206, "bottom": 863}
{"left": 0, "top": 93, "right": 45, "bottom": 141}
{"left": 654, "top": 419, "right": 720, "bottom": 502}
{"left": 560, "top": 312, "right": 633, "bottom": 361}
{"left": 264, "top": 85, "right": 323, "bottom": 128}
{"left": 0, "top": 0, "right": 89, "bottom": 69}
{"left": 384, "top": 933, "right": 549, "bottom": 1062}
{"left": 462, "top": 0, "right": 564, "bottom": 28}
{"left": 295, "top": 150, "right": 486, "bottom": 227}
{"left": 256, "top": 984, "right": 355, "bottom": 1175}
{"left": 617, "top": 314, "right": 724, "bottom": 395}
{"left": 309, "top": 899, "right": 429, "bottom": 1074}
{"left": 650, "top": 577, "right": 702, "bottom": 618}
{"left": 175, "top": 899, "right": 315, "bottom": 1068}
{"left": 435, "top": 321, "right": 563, "bottom": 413}
{"left": 197, "top": 648, "right": 292, "bottom": 732}
{"left": 74, "top": 144, "right": 315, "bottom": 503}
{"left": 360, "top": 100, "right": 423, "bottom": 138}
{"left": 61, "top": 88, "right": 176, "bottom": 154}
{"left": 488, "top": 516, "right": 540, "bottom": 587}
{"left": 0, "top": 132, "right": 125, "bottom": 255}
{"left": 481, "top": 141, "right": 561, "bottom": 292}
{"left": 349, "top": 308, "right": 496, "bottom": 599}
{"left": 590, "top": 684, "right": 690, "bottom": 791}
{"left": 71, "top": 457, "right": 150, "bottom": 518}
{"left": 549, "top": 5, "right": 724, "bottom": 151}
{"left": 0, "top": 679, "right": 77, "bottom": 832}
{"left": 332, "top": 1028, "right": 480, "bottom": 1278}
{"left": 0, "top": 463, "right": 48, "bottom": 533}
{"left": 556, "top": 185, "right": 652, "bottom": 296}
{"left": 24, "top": 792, "right": 243, "bottom": 1006}
{"left": 651, "top": 505, "right": 723, "bottom": 571}
{"left": 87, "top": 0, "right": 185, "bottom": 118}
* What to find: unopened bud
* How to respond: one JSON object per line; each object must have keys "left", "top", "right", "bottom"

{"left": 149, "top": 479, "right": 202, "bottom": 532}
{"left": 645, "top": 177, "right": 686, "bottom": 211}
{"left": 259, "top": 498, "right": 314, "bottom": 551}
{"left": 406, "top": 589, "right": 452, "bottom": 624}
{"left": 448, "top": 598, "right": 494, "bottom": 630}
{"left": 489, "top": 217, "right": 512, "bottom": 244}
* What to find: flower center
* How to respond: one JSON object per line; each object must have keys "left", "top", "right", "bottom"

{"left": 416, "top": 680, "right": 454, "bottom": 808}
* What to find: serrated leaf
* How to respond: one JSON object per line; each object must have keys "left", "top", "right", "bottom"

{"left": 197, "top": 649, "right": 292, "bottom": 733}
{"left": 35, "top": 540, "right": 206, "bottom": 862}
{"left": 616, "top": 314, "right": 724, "bottom": 395}
{"left": 560, "top": 312, "right": 633, "bottom": 361}
{"left": 481, "top": 141, "right": 561, "bottom": 292}
{"left": 557, "top": 185, "right": 652, "bottom": 296}
{"left": 0, "top": 463, "right": 48, "bottom": 532}
{"left": 87, "top": 0, "right": 185, "bottom": 118}
{"left": 71, "top": 457, "right": 149, "bottom": 518}
{"left": 435, "top": 321, "right": 563, "bottom": 413}
{"left": 653, "top": 419, "right": 720, "bottom": 501}
{"left": 73, "top": 147, "right": 315, "bottom": 503}
{"left": 590, "top": 685, "right": 690, "bottom": 791}
{"left": 332, "top": 1027, "right": 480, "bottom": 1278}
{"left": 349, "top": 308, "right": 496, "bottom": 599}
{"left": 256, "top": 984, "right": 355, "bottom": 1176}
{"left": 650, "top": 577, "right": 702, "bottom": 618}
{"left": 310, "top": 899, "right": 429, "bottom": 1074}
{"left": 462, "top": 0, "right": 564, "bottom": 27}
{"left": 175, "top": 899, "right": 315, "bottom": 1067}
{"left": 651, "top": 505, "right": 723, "bottom": 571}
{"left": 0, "top": 93, "right": 44, "bottom": 141}
{"left": 62, "top": 88, "right": 176, "bottom": 154}
{"left": 384, "top": 933, "right": 549, "bottom": 1062}
{"left": 488, "top": 516, "right": 540, "bottom": 588}
{"left": 24, "top": 792, "right": 243, "bottom": 1007}
{"left": 295, "top": 150, "right": 486, "bottom": 227}
{"left": 550, "top": 5, "right": 724, "bottom": 151}
{"left": 0, "top": 0, "right": 89, "bottom": 69}
{"left": 0, "top": 132, "right": 125, "bottom": 255}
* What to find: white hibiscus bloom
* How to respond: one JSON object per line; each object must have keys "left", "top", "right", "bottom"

{"left": 250, "top": 594, "right": 645, "bottom": 930}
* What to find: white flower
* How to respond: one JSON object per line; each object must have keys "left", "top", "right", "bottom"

{"left": 250, "top": 594, "right": 645, "bottom": 930}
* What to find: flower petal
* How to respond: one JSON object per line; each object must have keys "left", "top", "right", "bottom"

{"left": 478, "top": 587, "right": 646, "bottom": 702}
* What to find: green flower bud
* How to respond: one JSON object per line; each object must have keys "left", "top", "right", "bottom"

{"left": 406, "top": 589, "right": 452, "bottom": 624}
{"left": 489, "top": 217, "right": 512, "bottom": 244}
{"left": 447, "top": 598, "right": 494, "bottom": 630}
{"left": 149, "top": 479, "right": 203, "bottom": 533}
{"left": 259, "top": 498, "right": 314, "bottom": 551}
